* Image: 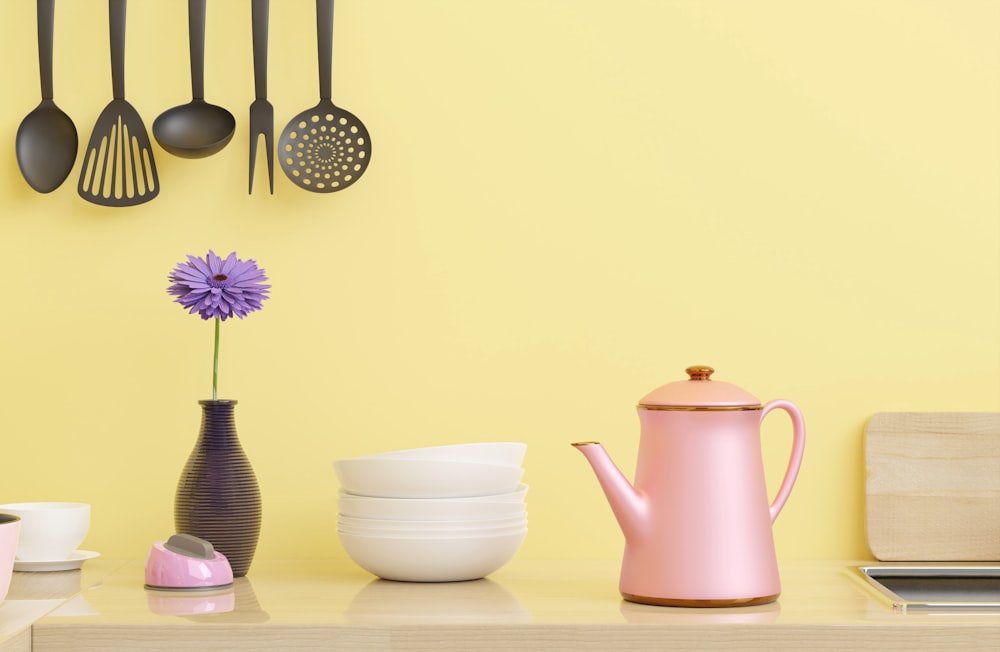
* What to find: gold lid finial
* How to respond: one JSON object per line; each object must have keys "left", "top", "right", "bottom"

{"left": 685, "top": 365, "right": 714, "bottom": 381}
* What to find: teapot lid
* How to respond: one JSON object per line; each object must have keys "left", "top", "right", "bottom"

{"left": 638, "top": 366, "right": 761, "bottom": 408}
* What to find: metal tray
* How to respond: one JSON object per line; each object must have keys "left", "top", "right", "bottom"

{"left": 857, "top": 564, "right": 1000, "bottom": 613}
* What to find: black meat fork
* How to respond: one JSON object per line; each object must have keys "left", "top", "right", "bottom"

{"left": 248, "top": 0, "right": 273, "bottom": 193}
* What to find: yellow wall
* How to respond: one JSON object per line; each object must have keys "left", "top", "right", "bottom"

{"left": 0, "top": 0, "right": 997, "bottom": 563}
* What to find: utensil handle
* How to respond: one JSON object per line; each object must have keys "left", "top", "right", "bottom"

{"left": 317, "top": 0, "right": 333, "bottom": 100}
{"left": 761, "top": 399, "right": 806, "bottom": 524}
{"left": 37, "top": 0, "right": 55, "bottom": 99}
{"left": 189, "top": 0, "right": 206, "bottom": 99}
{"left": 109, "top": 0, "right": 126, "bottom": 99}
{"left": 252, "top": 0, "right": 268, "bottom": 99}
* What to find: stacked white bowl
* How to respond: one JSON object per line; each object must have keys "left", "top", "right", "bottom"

{"left": 333, "top": 442, "right": 527, "bottom": 582}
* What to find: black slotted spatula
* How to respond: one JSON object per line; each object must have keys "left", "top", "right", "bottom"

{"left": 79, "top": 0, "right": 159, "bottom": 206}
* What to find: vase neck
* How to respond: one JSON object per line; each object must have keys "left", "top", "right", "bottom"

{"left": 198, "top": 400, "right": 239, "bottom": 439}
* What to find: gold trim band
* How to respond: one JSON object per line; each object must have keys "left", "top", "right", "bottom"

{"left": 621, "top": 591, "right": 779, "bottom": 607}
{"left": 637, "top": 405, "right": 762, "bottom": 412}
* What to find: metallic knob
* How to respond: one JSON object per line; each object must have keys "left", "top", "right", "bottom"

{"left": 685, "top": 365, "right": 715, "bottom": 381}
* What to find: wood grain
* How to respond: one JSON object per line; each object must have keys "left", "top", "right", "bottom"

{"left": 27, "top": 623, "right": 1000, "bottom": 652}
{"left": 865, "top": 412, "right": 1000, "bottom": 561}
{"left": 0, "top": 629, "right": 29, "bottom": 652}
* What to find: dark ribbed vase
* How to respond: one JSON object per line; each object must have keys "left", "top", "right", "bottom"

{"left": 175, "top": 400, "right": 261, "bottom": 577}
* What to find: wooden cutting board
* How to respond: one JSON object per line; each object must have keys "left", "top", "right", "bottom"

{"left": 865, "top": 412, "right": 1000, "bottom": 561}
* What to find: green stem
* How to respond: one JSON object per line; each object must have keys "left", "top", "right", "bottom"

{"left": 212, "top": 317, "right": 220, "bottom": 401}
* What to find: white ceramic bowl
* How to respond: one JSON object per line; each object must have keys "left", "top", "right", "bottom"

{"left": 337, "top": 514, "right": 527, "bottom": 533}
{"left": 0, "top": 502, "right": 90, "bottom": 562}
{"left": 360, "top": 443, "right": 527, "bottom": 468}
{"left": 337, "top": 493, "right": 526, "bottom": 521}
{"left": 338, "top": 529, "right": 527, "bottom": 582}
{"left": 333, "top": 458, "right": 524, "bottom": 499}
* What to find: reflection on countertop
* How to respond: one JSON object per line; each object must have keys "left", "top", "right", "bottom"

{"left": 0, "top": 558, "right": 126, "bottom": 647}
{"left": 346, "top": 577, "right": 528, "bottom": 624}
{"left": 9, "top": 560, "right": 1000, "bottom": 651}
{"left": 619, "top": 598, "right": 781, "bottom": 624}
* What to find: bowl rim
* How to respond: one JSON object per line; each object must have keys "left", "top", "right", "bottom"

{"left": 338, "top": 513, "right": 526, "bottom": 526}
{"left": 337, "top": 527, "right": 528, "bottom": 541}
{"left": 334, "top": 457, "right": 522, "bottom": 471}
{"left": 337, "top": 483, "right": 529, "bottom": 502}
{"left": 0, "top": 502, "right": 90, "bottom": 511}
{"left": 354, "top": 442, "right": 526, "bottom": 458}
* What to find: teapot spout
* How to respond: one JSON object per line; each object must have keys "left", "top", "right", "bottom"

{"left": 572, "top": 441, "right": 647, "bottom": 541}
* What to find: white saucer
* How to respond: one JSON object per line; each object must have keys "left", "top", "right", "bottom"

{"left": 14, "top": 550, "right": 100, "bottom": 572}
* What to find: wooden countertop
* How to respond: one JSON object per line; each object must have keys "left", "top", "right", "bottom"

{"left": 1, "top": 559, "right": 998, "bottom": 651}
{"left": 0, "top": 558, "right": 127, "bottom": 652}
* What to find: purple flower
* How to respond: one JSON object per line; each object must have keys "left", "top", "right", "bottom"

{"left": 168, "top": 251, "right": 270, "bottom": 321}
{"left": 168, "top": 251, "right": 270, "bottom": 400}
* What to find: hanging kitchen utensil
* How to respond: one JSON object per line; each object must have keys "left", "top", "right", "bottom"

{"left": 153, "top": 0, "right": 235, "bottom": 158}
{"left": 278, "top": 0, "right": 371, "bottom": 193}
{"left": 249, "top": 0, "right": 274, "bottom": 193}
{"left": 16, "top": 0, "right": 78, "bottom": 193}
{"left": 79, "top": 0, "right": 159, "bottom": 206}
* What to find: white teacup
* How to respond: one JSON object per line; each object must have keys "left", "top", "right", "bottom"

{"left": 0, "top": 502, "right": 90, "bottom": 562}
{"left": 0, "top": 514, "right": 20, "bottom": 602}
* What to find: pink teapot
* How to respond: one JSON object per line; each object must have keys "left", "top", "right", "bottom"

{"left": 573, "top": 365, "right": 805, "bottom": 607}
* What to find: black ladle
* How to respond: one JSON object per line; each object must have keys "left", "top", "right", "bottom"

{"left": 153, "top": 0, "right": 235, "bottom": 158}
{"left": 15, "top": 0, "right": 78, "bottom": 193}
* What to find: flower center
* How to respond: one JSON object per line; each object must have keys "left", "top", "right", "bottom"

{"left": 213, "top": 274, "right": 228, "bottom": 282}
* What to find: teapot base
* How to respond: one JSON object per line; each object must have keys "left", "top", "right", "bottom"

{"left": 621, "top": 591, "right": 779, "bottom": 608}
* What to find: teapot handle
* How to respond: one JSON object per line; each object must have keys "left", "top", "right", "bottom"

{"left": 761, "top": 399, "right": 806, "bottom": 524}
